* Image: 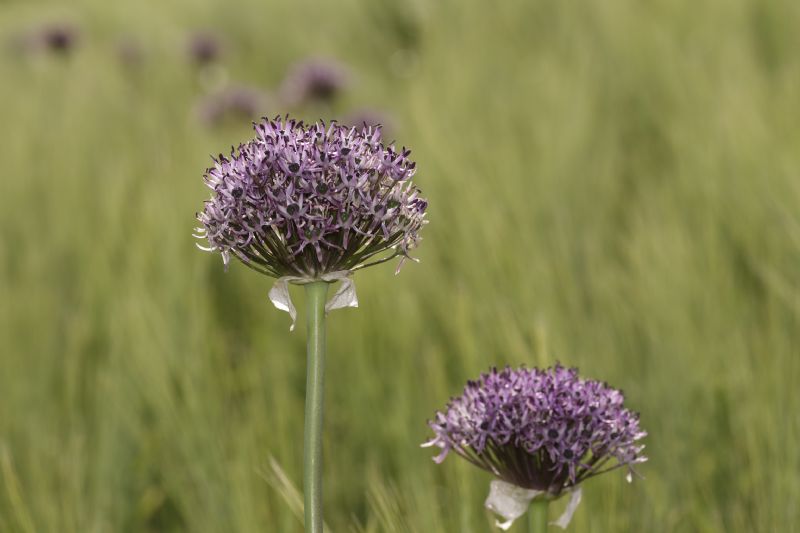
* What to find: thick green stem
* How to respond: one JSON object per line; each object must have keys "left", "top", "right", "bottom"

{"left": 527, "top": 498, "right": 549, "bottom": 533}
{"left": 304, "top": 282, "right": 328, "bottom": 533}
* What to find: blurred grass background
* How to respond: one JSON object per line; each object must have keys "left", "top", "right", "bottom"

{"left": 1, "top": 0, "right": 799, "bottom": 531}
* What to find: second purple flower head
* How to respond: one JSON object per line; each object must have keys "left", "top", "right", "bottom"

{"left": 424, "top": 365, "right": 647, "bottom": 529}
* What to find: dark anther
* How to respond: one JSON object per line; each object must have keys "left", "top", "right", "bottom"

{"left": 547, "top": 429, "right": 559, "bottom": 439}
{"left": 479, "top": 421, "right": 489, "bottom": 431}
{"left": 232, "top": 188, "right": 243, "bottom": 198}
{"left": 288, "top": 162, "right": 300, "bottom": 173}
{"left": 286, "top": 204, "right": 299, "bottom": 215}
{"left": 340, "top": 147, "right": 351, "bottom": 155}
{"left": 316, "top": 183, "right": 329, "bottom": 194}
{"left": 563, "top": 449, "right": 574, "bottom": 459}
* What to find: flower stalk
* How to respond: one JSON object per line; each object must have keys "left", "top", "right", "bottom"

{"left": 528, "top": 498, "right": 548, "bottom": 533}
{"left": 303, "top": 281, "right": 328, "bottom": 533}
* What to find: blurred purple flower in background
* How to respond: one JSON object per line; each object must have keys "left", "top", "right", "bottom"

{"left": 116, "top": 38, "right": 144, "bottom": 68}
{"left": 196, "top": 85, "right": 269, "bottom": 126}
{"left": 195, "top": 117, "right": 427, "bottom": 278}
{"left": 188, "top": 31, "right": 222, "bottom": 66}
{"left": 39, "top": 23, "right": 78, "bottom": 53}
{"left": 279, "top": 57, "right": 350, "bottom": 107}
{"left": 12, "top": 22, "right": 80, "bottom": 56}
{"left": 340, "top": 108, "right": 394, "bottom": 139}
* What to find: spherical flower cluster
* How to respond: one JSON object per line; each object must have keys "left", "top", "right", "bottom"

{"left": 341, "top": 108, "right": 394, "bottom": 140}
{"left": 40, "top": 23, "right": 78, "bottom": 52}
{"left": 188, "top": 31, "right": 222, "bottom": 66}
{"left": 424, "top": 365, "right": 647, "bottom": 496}
{"left": 196, "top": 85, "right": 269, "bottom": 126}
{"left": 195, "top": 116, "right": 427, "bottom": 278}
{"left": 15, "top": 23, "right": 79, "bottom": 56}
{"left": 280, "top": 58, "right": 350, "bottom": 106}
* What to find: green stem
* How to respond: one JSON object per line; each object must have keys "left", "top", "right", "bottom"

{"left": 527, "top": 498, "right": 549, "bottom": 533}
{"left": 304, "top": 282, "right": 328, "bottom": 533}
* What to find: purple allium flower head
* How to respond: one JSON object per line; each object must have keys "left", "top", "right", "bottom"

{"left": 195, "top": 116, "right": 427, "bottom": 278}
{"left": 341, "top": 108, "right": 394, "bottom": 140}
{"left": 196, "top": 85, "right": 269, "bottom": 126}
{"left": 40, "top": 23, "right": 78, "bottom": 53}
{"left": 280, "top": 57, "right": 350, "bottom": 107}
{"left": 424, "top": 365, "right": 647, "bottom": 496}
{"left": 117, "top": 38, "right": 144, "bottom": 67}
{"left": 14, "top": 23, "right": 79, "bottom": 56}
{"left": 188, "top": 31, "right": 222, "bottom": 65}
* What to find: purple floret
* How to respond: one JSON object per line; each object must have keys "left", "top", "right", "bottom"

{"left": 195, "top": 116, "right": 427, "bottom": 278}
{"left": 425, "top": 365, "right": 647, "bottom": 496}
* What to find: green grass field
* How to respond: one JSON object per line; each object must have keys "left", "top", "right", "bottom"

{"left": 1, "top": 0, "right": 799, "bottom": 531}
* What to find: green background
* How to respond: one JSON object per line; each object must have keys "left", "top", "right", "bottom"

{"left": 1, "top": 0, "right": 798, "bottom": 531}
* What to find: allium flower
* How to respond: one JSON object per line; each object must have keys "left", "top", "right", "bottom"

{"left": 117, "top": 38, "right": 144, "bottom": 68}
{"left": 280, "top": 57, "right": 350, "bottom": 107}
{"left": 341, "top": 108, "right": 394, "bottom": 140}
{"left": 195, "top": 116, "right": 427, "bottom": 278}
{"left": 15, "top": 23, "right": 79, "bottom": 55}
{"left": 40, "top": 23, "right": 78, "bottom": 53}
{"left": 188, "top": 31, "right": 222, "bottom": 65}
{"left": 424, "top": 365, "right": 647, "bottom": 529}
{"left": 195, "top": 117, "right": 427, "bottom": 533}
{"left": 196, "top": 85, "right": 269, "bottom": 126}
